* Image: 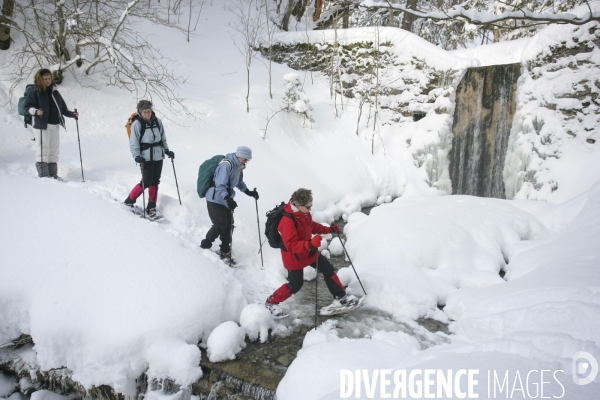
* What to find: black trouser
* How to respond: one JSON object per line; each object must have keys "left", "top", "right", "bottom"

{"left": 287, "top": 255, "right": 345, "bottom": 298}
{"left": 140, "top": 160, "right": 163, "bottom": 188}
{"left": 204, "top": 201, "right": 233, "bottom": 252}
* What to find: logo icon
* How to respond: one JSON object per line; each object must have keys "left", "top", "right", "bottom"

{"left": 572, "top": 352, "right": 598, "bottom": 385}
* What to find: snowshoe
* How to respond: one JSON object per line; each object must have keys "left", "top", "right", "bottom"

{"left": 217, "top": 250, "right": 238, "bottom": 267}
{"left": 320, "top": 295, "right": 366, "bottom": 316}
{"left": 265, "top": 303, "right": 289, "bottom": 319}
{"left": 129, "top": 204, "right": 166, "bottom": 222}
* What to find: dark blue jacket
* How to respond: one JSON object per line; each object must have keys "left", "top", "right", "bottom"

{"left": 24, "top": 85, "right": 76, "bottom": 130}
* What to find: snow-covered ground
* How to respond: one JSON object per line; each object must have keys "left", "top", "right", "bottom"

{"left": 1, "top": 2, "right": 599, "bottom": 399}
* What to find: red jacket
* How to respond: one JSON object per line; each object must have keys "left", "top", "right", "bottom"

{"left": 278, "top": 201, "right": 331, "bottom": 270}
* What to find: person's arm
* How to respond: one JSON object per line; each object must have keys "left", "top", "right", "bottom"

{"left": 56, "top": 91, "right": 75, "bottom": 118}
{"left": 236, "top": 171, "right": 248, "bottom": 192}
{"left": 214, "top": 162, "right": 232, "bottom": 201}
{"left": 311, "top": 220, "right": 330, "bottom": 235}
{"left": 159, "top": 119, "right": 169, "bottom": 151}
{"left": 129, "top": 120, "right": 142, "bottom": 158}
{"left": 24, "top": 87, "right": 39, "bottom": 116}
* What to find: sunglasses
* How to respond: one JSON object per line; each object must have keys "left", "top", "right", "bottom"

{"left": 301, "top": 204, "right": 313, "bottom": 210}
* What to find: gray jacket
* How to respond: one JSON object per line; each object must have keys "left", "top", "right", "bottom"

{"left": 206, "top": 153, "right": 249, "bottom": 207}
{"left": 129, "top": 114, "right": 169, "bottom": 162}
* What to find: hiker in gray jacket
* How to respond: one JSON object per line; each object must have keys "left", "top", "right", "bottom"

{"left": 123, "top": 100, "right": 174, "bottom": 218}
{"left": 200, "top": 146, "right": 259, "bottom": 261}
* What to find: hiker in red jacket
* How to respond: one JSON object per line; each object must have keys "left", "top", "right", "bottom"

{"left": 265, "top": 188, "right": 358, "bottom": 318}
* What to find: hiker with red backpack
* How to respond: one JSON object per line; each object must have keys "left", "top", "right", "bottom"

{"left": 24, "top": 68, "right": 79, "bottom": 179}
{"left": 123, "top": 100, "right": 174, "bottom": 219}
{"left": 199, "top": 146, "right": 258, "bottom": 263}
{"left": 264, "top": 188, "right": 359, "bottom": 318}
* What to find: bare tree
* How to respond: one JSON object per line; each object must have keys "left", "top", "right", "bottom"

{"left": 4, "top": 0, "right": 189, "bottom": 113}
{"left": 229, "top": 0, "right": 265, "bottom": 112}
{"left": 0, "top": 0, "right": 15, "bottom": 50}
{"left": 263, "top": 0, "right": 276, "bottom": 98}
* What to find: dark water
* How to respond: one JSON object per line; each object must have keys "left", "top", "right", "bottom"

{"left": 449, "top": 63, "right": 521, "bottom": 198}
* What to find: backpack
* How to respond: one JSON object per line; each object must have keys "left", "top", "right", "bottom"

{"left": 18, "top": 84, "right": 36, "bottom": 128}
{"left": 264, "top": 202, "right": 297, "bottom": 249}
{"left": 125, "top": 113, "right": 144, "bottom": 139}
{"left": 197, "top": 155, "right": 234, "bottom": 198}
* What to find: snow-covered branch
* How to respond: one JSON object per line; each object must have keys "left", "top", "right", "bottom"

{"left": 354, "top": 0, "right": 600, "bottom": 26}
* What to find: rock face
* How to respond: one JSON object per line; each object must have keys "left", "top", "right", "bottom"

{"left": 449, "top": 64, "right": 521, "bottom": 198}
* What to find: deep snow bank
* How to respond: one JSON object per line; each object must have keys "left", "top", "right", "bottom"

{"left": 0, "top": 172, "right": 246, "bottom": 395}
{"left": 277, "top": 183, "right": 600, "bottom": 399}
{"left": 340, "top": 195, "right": 548, "bottom": 320}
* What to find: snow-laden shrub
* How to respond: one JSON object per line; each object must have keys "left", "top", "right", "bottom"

{"left": 206, "top": 321, "right": 246, "bottom": 362}
{"left": 282, "top": 73, "right": 313, "bottom": 123}
{"left": 239, "top": 304, "right": 273, "bottom": 343}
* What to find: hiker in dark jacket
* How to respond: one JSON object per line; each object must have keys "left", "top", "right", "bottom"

{"left": 264, "top": 188, "right": 357, "bottom": 318}
{"left": 24, "top": 68, "right": 79, "bottom": 179}
{"left": 123, "top": 100, "right": 174, "bottom": 218}
{"left": 200, "top": 146, "right": 259, "bottom": 261}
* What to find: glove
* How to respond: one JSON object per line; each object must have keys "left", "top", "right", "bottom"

{"left": 244, "top": 189, "right": 259, "bottom": 200}
{"left": 329, "top": 224, "right": 341, "bottom": 234}
{"left": 225, "top": 196, "right": 238, "bottom": 210}
{"left": 135, "top": 156, "right": 146, "bottom": 163}
{"left": 165, "top": 150, "right": 175, "bottom": 159}
{"left": 306, "top": 236, "right": 322, "bottom": 254}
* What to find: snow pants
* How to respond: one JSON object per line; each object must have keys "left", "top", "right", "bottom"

{"left": 34, "top": 124, "right": 60, "bottom": 178}
{"left": 127, "top": 160, "right": 163, "bottom": 206}
{"left": 202, "top": 201, "right": 233, "bottom": 253}
{"left": 267, "top": 254, "right": 346, "bottom": 304}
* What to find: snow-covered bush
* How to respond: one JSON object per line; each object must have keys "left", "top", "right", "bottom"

{"left": 239, "top": 304, "right": 273, "bottom": 344}
{"left": 282, "top": 73, "right": 313, "bottom": 123}
{"left": 328, "top": 237, "right": 344, "bottom": 256}
{"left": 206, "top": 322, "right": 246, "bottom": 362}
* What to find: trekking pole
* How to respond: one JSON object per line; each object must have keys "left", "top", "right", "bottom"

{"left": 141, "top": 163, "right": 146, "bottom": 219}
{"left": 74, "top": 109, "right": 85, "bottom": 182}
{"left": 230, "top": 212, "right": 235, "bottom": 267}
{"left": 40, "top": 129, "right": 43, "bottom": 176}
{"left": 333, "top": 231, "right": 367, "bottom": 296}
{"left": 170, "top": 158, "right": 182, "bottom": 205}
{"left": 253, "top": 188, "right": 264, "bottom": 269}
{"left": 314, "top": 251, "right": 319, "bottom": 329}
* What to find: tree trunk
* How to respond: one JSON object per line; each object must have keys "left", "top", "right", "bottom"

{"left": 343, "top": 7, "right": 349, "bottom": 28}
{"left": 400, "top": 0, "right": 418, "bottom": 32}
{"left": 493, "top": 27, "right": 500, "bottom": 43}
{"left": 0, "top": 0, "right": 15, "bottom": 50}
{"left": 313, "top": 0, "right": 323, "bottom": 21}
{"left": 292, "top": 0, "right": 309, "bottom": 22}
{"left": 282, "top": 0, "right": 295, "bottom": 31}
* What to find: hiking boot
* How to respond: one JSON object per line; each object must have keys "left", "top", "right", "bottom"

{"left": 199, "top": 239, "right": 212, "bottom": 249}
{"left": 265, "top": 302, "right": 285, "bottom": 318}
{"left": 337, "top": 294, "right": 359, "bottom": 307}
{"left": 146, "top": 202, "right": 156, "bottom": 213}
{"left": 124, "top": 197, "right": 135, "bottom": 208}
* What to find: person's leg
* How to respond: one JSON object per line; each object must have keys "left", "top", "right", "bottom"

{"left": 147, "top": 160, "right": 163, "bottom": 210}
{"left": 219, "top": 209, "right": 233, "bottom": 253}
{"left": 266, "top": 269, "right": 303, "bottom": 304}
{"left": 201, "top": 201, "right": 229, "bottom": 249}
{"left": 34, "top": 129, "right": 49, "bottom": 177}
{"left": 47, "top": 124, "right": 60, "bottom": 164}
{"left": 311, "top": 255, "right": 346, "bottom": 299}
